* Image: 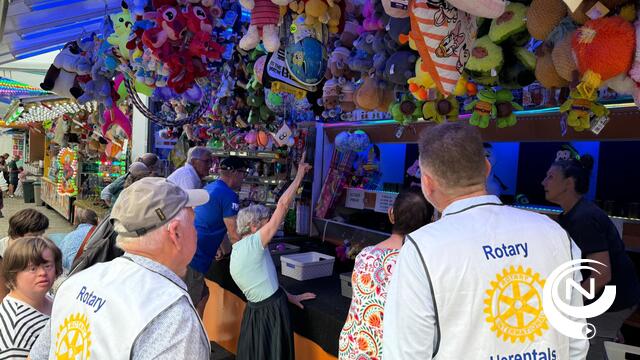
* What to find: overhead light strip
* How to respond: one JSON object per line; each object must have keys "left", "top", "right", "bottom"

{"left": 20, "top": 17, "right": 103, "bottom": 40}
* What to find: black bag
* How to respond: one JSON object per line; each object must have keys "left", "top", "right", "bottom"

{"left": 68, "top": 215, "right": 124, "bottom": 276}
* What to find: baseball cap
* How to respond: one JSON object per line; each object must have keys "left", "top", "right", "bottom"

{"left": 219, "top": 156, "right": 248, "bottom": 171}
{"left": 111, "top": 177, "right": 209, "bottom": 237}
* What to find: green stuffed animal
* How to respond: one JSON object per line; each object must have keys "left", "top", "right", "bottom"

{"left": 465, "top": 89, "right": 497, "bottom": 128}
{"left": 495, "top": 89, "right": 523, "bottom": 128}
{"left": 559, "top": 89, "right": 609, "bottom": 132}
{"left": 422, "top": 95, "right": 460, "bottom": 124}
{"left": 389, "top": 95, "right": 424, "bottom": 125}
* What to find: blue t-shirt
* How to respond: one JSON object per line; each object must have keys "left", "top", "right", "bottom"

{"left": 190, "top": 180, "right": 239, "bottom": 273}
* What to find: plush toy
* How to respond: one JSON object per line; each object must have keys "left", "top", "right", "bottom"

{"left": 102, "top": 106, "right": 132, "bottom": 140}
{"left": 239, "top": 0, "right": 281, "bottom": 52}
{"left": 381, "top": 0, "right": 408, "bottom": 18}
{"left": 335, "top": 131, "right": 352, "bottom": 152}
{"left": 526, "top": 0, "right": 566, "bottom": 40}
{"left": 559, "top": 89, "right": 609, "bottom": 132}
{"left": 319, "top": 78, "right": 340, "bottom": 111}
{"left": 630, "top": 15, "right": 640, "bottom": 83}
{"left": 142, "top": 3, "right": 187, "bottom": 59}
{"left": 363, "top": 0, "right": 384, "bottom": 31}
{"left": 499, "top": 46, "right": 536, "bottom": 89}
{"left": 386, "top": 17, "right": 411, "bottom": 46}
{"left": 572, "top": 16, "right": 635, "bottom": 98}
{"left": 389, "top": 94, "right": 423, "bottom": 125}
{"left": 40, "top": 41, "right": 90, "bottom": 99}
{"left": 327, "top": 47, "right": 353, "bottom": 79}
{"left": 354, "top": 75, "right": 383, "bottom": 111}
{"left": 408, "top": 58, "right": 435, "bottom": 100}
{"left": 407, "top": 1, "right": 478, "bottom": 95}
{"left": 535, "top": 43, "right": 568, "bottom": 88}
{"left": 339, "top": 80, "right": 357, "bottom": 112}
{"left": 494, "top": 89, "right": 522, "bottom": 128}
{"left": 465, "top": 36, "right": 504, "bottom": 86}
{"left": 384, "top": 51, "right": 417, "bottom": 85}
{"left": 489, "top": 2, "right": 527, "bottom": 44}
{"left": 421, "top": 95, "right": 459, "bottom": 123}
{"left": 339, "top": 20, "right": 361, "bottom": 48}
{"left": 167, "top": 51, "right": 208, "bottom": 93}
{"left": 465, "top": 88, "right": 497, "bottom": 128}
{"left": 108, "top": 1, "right": 133, "bottom": 60}
{"left": 551, "top": 31, "right": 577, "bottom": 82}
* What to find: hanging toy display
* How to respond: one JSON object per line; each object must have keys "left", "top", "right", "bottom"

{"left": 56, "top": 147, "right": 79, "bottom": 196}
{"left": 559, "top": 89, "right": 609, "bottom": 132}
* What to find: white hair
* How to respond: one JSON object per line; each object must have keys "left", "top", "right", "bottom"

{"left": 187, "top": 146, "right": 211, "bottom": 164}
{"left": 116, "top": 208, "right": 191, "bottom": 250}
{"left": 236, "top": 205, "right": 271, "bottom": 237}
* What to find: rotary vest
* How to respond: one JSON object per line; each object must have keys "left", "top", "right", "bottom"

{"left": 409, "top": 200, "right": 573, "bottom": 360}
{"left": 49, "top": 257, "right": 207, "bottom": 359}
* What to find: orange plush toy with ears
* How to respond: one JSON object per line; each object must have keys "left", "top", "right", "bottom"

{"left": 572, "top": 16, "right": 635, "bottom": 98}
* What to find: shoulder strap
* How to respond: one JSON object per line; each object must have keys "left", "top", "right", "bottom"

{"left": 73, "top": 225, "right": 97, "bottom": 263}
{"left": 406, "top": 234, "right": 441, "bottom": 357}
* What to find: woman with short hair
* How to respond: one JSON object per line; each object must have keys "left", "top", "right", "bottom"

{"left": 230, "top": 158, "right": 315, "bottom": 360}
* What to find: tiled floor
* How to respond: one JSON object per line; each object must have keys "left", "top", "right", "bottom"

{"left": 0, "top": 194, "right": 74, "bottom": 237}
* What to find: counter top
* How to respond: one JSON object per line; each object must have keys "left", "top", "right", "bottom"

{"left": 206, "top": 239, "right": 351, "bottom": 357}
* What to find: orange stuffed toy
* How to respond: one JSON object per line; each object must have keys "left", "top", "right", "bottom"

{"left": 572, "top": 16, "right": 635, "bottom": 98}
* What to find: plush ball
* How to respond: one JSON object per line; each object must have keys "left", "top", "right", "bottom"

{"left": 245, "top": 131, "right": 257, "bottom": 145}
{"left": 572, "top": 16, "right": 635, "bottom": 93}
{"left": 349, "top": 130, "right": 371, "bottom": 153}
{"left": 335, "top": 131, "right": 352, "bottom": 152}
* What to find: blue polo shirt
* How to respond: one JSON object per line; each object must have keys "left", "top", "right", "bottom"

{"left": 190, "top": 180, "right": 239, "bottom": 273}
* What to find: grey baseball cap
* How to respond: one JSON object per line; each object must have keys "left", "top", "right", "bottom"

{"left": 111, "top": 177, "right": 209, "bottom": 237}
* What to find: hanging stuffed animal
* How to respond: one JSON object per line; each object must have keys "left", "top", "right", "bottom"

{"left": 40, "top": 41, "right": 91, "bottom": 99}
{"left": 422, "top": 94, "right": 459, "bottom": 123}
{"left": 465, "top": 88, "right": 497, "bottom": 128}
{"left": 239, "top": 0, "right": 282, "bottom": 52}
{"left": 559, "top": 89, "right": 609, "bottom": 132}
{"left": 572, "top": 16, "right": 635, "bottom": 98}
{"left": 108, "top": 1, "right": 134, "bottom": 60}
{"left": 142, "top": 3, "right": 187, "bottom": 60}
{"left": 494, "top": 89, "right": 522, "bottom": 128}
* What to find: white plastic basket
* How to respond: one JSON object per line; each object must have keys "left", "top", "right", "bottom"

{"left": 280, "top": 252, "right": 335, "bottom": 281}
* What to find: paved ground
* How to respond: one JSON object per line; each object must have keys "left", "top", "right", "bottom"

{"left": 0, "top": 194, "right": 74, "bottom": 237}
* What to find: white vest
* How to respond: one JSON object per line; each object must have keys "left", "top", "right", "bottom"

{"left": 410, "top": 199, "right": 573, "bottom": 359}
{"left": 49, "top": 257, "right": 204, "bottom": 359}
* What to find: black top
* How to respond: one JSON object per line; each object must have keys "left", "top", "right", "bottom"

{"left": 559, "top": 197, "right": 640, "bottom": 311}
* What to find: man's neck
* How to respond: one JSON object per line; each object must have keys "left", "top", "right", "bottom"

{"left": 219, "top": 175, "right": 233, "bottom": 188}
{"left": 123, "top": 248, "right": 187, "bottom": 278}
{"left": 437, "top": 188, "right": 489, "bottom": 213}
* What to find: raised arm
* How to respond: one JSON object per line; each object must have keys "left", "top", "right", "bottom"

{"left": 259, "top": 155, "right": 311, "bottom": 248}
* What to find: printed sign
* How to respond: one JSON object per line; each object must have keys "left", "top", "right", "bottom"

{"left": 345, "top": 188, "right": 365, "bottom": 210}
{"left": 374, "top": 192, "right": 398, "bottom": 213}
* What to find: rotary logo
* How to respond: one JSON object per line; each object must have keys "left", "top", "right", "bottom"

{"left": 55, "top": 313, "right": 92, "bottom": 360}
{"left": 484, "top": 266, "right": 549, "bottom": 343}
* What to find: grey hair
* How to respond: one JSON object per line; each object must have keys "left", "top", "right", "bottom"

{"left": 237, "top": 205, "right": 271, "bottom": 237}
{"left": 115, "top": 208, "right": 190, "bottom": 249}
{"left": 76, "top": 208, "right": 98, "bottom": 226}
{"left": 187, "top": 146, "right": 212, "bottom": 164}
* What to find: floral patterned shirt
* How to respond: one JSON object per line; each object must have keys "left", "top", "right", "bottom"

{"left": 339, "top": 246, "right": 400, "bottom": 360}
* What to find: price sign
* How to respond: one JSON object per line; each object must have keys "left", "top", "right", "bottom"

{"left": 345, "top": 188, "right": 365, "bottom": 210}
{"left": 374, "top": 192, "right": 398, "bottom": 213}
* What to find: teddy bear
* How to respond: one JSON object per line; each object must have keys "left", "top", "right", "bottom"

{"left": 40, "top": 41, "right": 91, "bottom": 99}
{"left": 240, "top": 0, "right": 284, "bottom": 52}
{"left": 327, "top": 47, "right": 353, "bottom": 79}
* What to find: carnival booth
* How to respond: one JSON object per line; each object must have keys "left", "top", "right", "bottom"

{"left": 6, "top": 0, "right": 638, "bottom": 357}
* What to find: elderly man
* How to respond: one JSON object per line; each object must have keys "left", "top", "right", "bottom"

{"left": 383, "top": 123, "right": 589, "bottom": 359}
{"left": 100, "top": 162, "right": 152, "bottom": 207}
{"left": 167, "top": 146, "right": 212, "bottom": 190}
{"left": 29, "top": 178, "right": 211, "bottom": 359}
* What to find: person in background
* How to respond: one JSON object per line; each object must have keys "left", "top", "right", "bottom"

{"left": 383, "top": 123, "right": 588, "bottom": 359}
{"left": 7, "top": 154, "right": 20, "bottom": 197}
{"left": 99, "top": 153, "right": 159, "bottom": 206}
{"left": 58, "top": 208, "right": 99, "bottom": 271}
{"left": 14, "top": 166, "right": 25, "bottom": 198}
{"left": 186, "top": 156, "right": 247, "bottom": 316}
{"left": 167, "top": 146, "right": 213, "bottom": 190}
{"left": 230, "top": 157, "right": 315, "bottom": 360}
{"left": 0, "top": 209, "right": 50, "bottom": 300}
{"left": 339, "top": 189, "right": 433, "bottom": 360}
{"left": 138, "top": 152, "right": 160, "bottom": 176}
{"left": 100, "top": 162, "right": 151, "bottom": 207}
{"left": 484, "top": 143, "right": 508, "bottom": 196}
{"left": 29, "top": 178, "right": 211, "bottom": 360}
{"left": 0, "top": 236, "right": 62, "bottom": 358}
{"left": 543, "top": 154, "right": 640, "bottom": 359}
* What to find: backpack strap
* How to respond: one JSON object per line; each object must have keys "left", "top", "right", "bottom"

{"left": 73, "top": 225, "right": 97, "bottom": 263}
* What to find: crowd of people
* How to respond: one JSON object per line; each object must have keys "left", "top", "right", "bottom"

{"left": 0, "top": 124, "right": 637, "bottom": 359}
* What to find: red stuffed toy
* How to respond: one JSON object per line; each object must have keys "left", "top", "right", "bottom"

{"left": 142, "top": 4, "right": 187, "bottom": 59}
{"left": 167, "top": 51, "right": 208, "bottom": 93}
{"left": 183, "top": 4, "right": 224, "bottom": 62}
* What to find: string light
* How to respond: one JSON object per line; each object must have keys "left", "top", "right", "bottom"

{"left": 0, "top": 77, "right": 51, "bottom": 99}
{"left": 56, "top": 147, "right": 78, "bottom": 196}
{"left": 5, "top": 100, "right": 97, "bottom": 124}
